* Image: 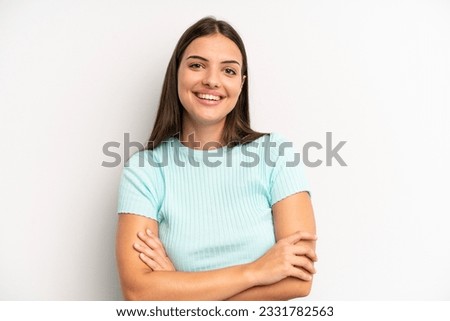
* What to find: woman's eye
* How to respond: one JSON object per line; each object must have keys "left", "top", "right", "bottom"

{"left": 189, "top": 63, "right": 203, "bottom": 69}
{"left": 225, "top": 68, "right": 237, "bottom": 75}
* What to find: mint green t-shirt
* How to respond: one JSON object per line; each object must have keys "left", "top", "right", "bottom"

{"left": 117, "top": 133, "right": 309, "bottom": 272}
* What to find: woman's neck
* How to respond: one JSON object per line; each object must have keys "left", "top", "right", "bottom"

{"left": 181, "top": 122, "right": 224, "bottom": 150}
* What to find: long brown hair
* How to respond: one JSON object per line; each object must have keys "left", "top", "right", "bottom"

{"left": 145, "top": 16, "right": 266, "bottom": 150}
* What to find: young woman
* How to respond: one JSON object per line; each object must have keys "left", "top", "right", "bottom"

{"left": 116, "top": 17, "right": 317, "bottom": 301}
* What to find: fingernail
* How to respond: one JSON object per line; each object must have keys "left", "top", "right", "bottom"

{"left": 134, "top": 243, "right": 140, "bottom": 248}
{"left": 146, "top": 229, "right": 152, "bottom": 235}
{"left": 138, "top": 232, "right": 144, "bottom": 237}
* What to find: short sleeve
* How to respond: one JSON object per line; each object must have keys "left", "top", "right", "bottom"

{"left": 268, "top": 133, "right": 310, "bottom": 206}
{"left": 116, "top": 151, "right": 164, "bottom": 222}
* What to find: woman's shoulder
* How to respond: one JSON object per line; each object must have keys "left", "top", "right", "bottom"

{"left": 267, "top": 132, "right": 291, "bottom": 144}
{"left": 126, "top": 137, "right": 176, "bottom": 162}
{"left": 123, "top": 150, "right": 153, "bottom": 170}
{"left": 245, "top": 132, "right": 291, "bottom": 143}
{"left": 233, "top": 132, "right": 299, "bottom": 168}
{"left": 248, "top": 132, "right": 296, "bottom": 154}
{"left": 124, "top": 143, "right": 168, "bottom": 168}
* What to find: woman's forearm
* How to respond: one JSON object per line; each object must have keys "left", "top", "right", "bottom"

{"left": 226, "top": 277, "right": 313, "bottom": 301}
{"left": 122, "top": 263, "right": 257, "bottom": 301}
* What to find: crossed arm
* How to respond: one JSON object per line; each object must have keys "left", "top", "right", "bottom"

{"left": 115, "top": 191, "right": 317, "bottom": 300}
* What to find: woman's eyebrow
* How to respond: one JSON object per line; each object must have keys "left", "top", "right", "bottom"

{"left": 186, "top": 55, "right": 241, "bottom": 66}
{"left": 221, "top": 60, "right": 241, "bottom": 66}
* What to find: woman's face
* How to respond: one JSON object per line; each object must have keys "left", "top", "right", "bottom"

{"left": 178, "top": 33, "right": 245, "bottom": 131}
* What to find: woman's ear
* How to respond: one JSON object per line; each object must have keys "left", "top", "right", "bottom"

{"left": 241, "top": 75, "right": 246, "bottom": 89}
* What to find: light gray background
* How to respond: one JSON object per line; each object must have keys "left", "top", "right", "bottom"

{"left": 1, "top": 0, "right": 449, "bottom": 300}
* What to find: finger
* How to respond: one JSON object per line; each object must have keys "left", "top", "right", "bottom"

{"left": 289, "top": 266, "right": 313, "bottom": 281}
{"left": 146, "top": 229, "right": 168, "bottom": 257}
{"left": 137, "top": 231, "right": 166, "bottom": 258}
{"left": 159, "top": 257, "right": 175, "bottom": 271}
{"left": 291, "top": 255, "right": 316, "bottom": 275}
{"left": 133, "top": 242, "right": 155, "bottom": 258}
{"left": 143, "top": 230, "right": 168, "bottom": 258}
{"left": 134, "top": 242, "right": 168, "bottom": 268}
{"left": 137, "top": 231, "right": 159, "bottom": 249}
{"left": 292, "top": 245, "right": 318, "bottom": 262}
{"left": 138, "top": 252, "right": 161, "bottom": 271}
{"left": 283, "top": 231, "right": 317, "bottom": 245}
{"left": 133, "top": 242, "right": 145, "bottom": 253}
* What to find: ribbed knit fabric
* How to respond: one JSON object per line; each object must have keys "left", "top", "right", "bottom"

{"left": 117, "top": 133, "right": 310, "bottom": 272}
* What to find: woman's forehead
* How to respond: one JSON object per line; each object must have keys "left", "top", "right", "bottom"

{"left": 182, "top": 34, "right": 243, "bottom": 64}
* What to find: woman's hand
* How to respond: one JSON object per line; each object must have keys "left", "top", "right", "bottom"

{"left": 247, "top": 231, "right": 317, "bottom": 286}
{"left": 133, "top": 229, "right": 176, "bottom": 271}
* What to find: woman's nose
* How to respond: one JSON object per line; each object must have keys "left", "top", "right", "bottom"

{"left": 201, "top": 70, "right": 221, "bottom": 88}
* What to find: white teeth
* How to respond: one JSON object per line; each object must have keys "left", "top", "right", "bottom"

{"left": 197, "top": 93, "right": 221, "bottom": 101}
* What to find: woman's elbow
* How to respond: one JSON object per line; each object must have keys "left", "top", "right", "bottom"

{"left": 291, "top": 280, "right": 313, "bottom": 299}
{"left": 122, "top": 285, "right": 158, "bottom": 301}
{"left": 120, "top": 277, "right": 154, "bottom": 301}
{"left": 299, "top": 282, "right": 313, "bottom": 297}
{"left": 121, "top": 284, "right": 143, "bottom": 301}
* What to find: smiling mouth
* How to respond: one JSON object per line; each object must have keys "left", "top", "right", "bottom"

{"left": 195, "top": 93, "right": 223, "bottom": 101}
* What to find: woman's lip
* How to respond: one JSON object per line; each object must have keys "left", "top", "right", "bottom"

{"left": 194, "top": 91, "right": 225, "bottom": 98}
{"left": 194, "top": 93, "right": 223, "bottom": 106}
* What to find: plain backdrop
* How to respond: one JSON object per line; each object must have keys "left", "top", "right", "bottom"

{"left": 1, "top": 0, "right": 449, "bottom": 300}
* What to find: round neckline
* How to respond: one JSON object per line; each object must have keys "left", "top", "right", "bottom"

{"left": 171, "top": 136, "right": 229, "bottom": 157}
